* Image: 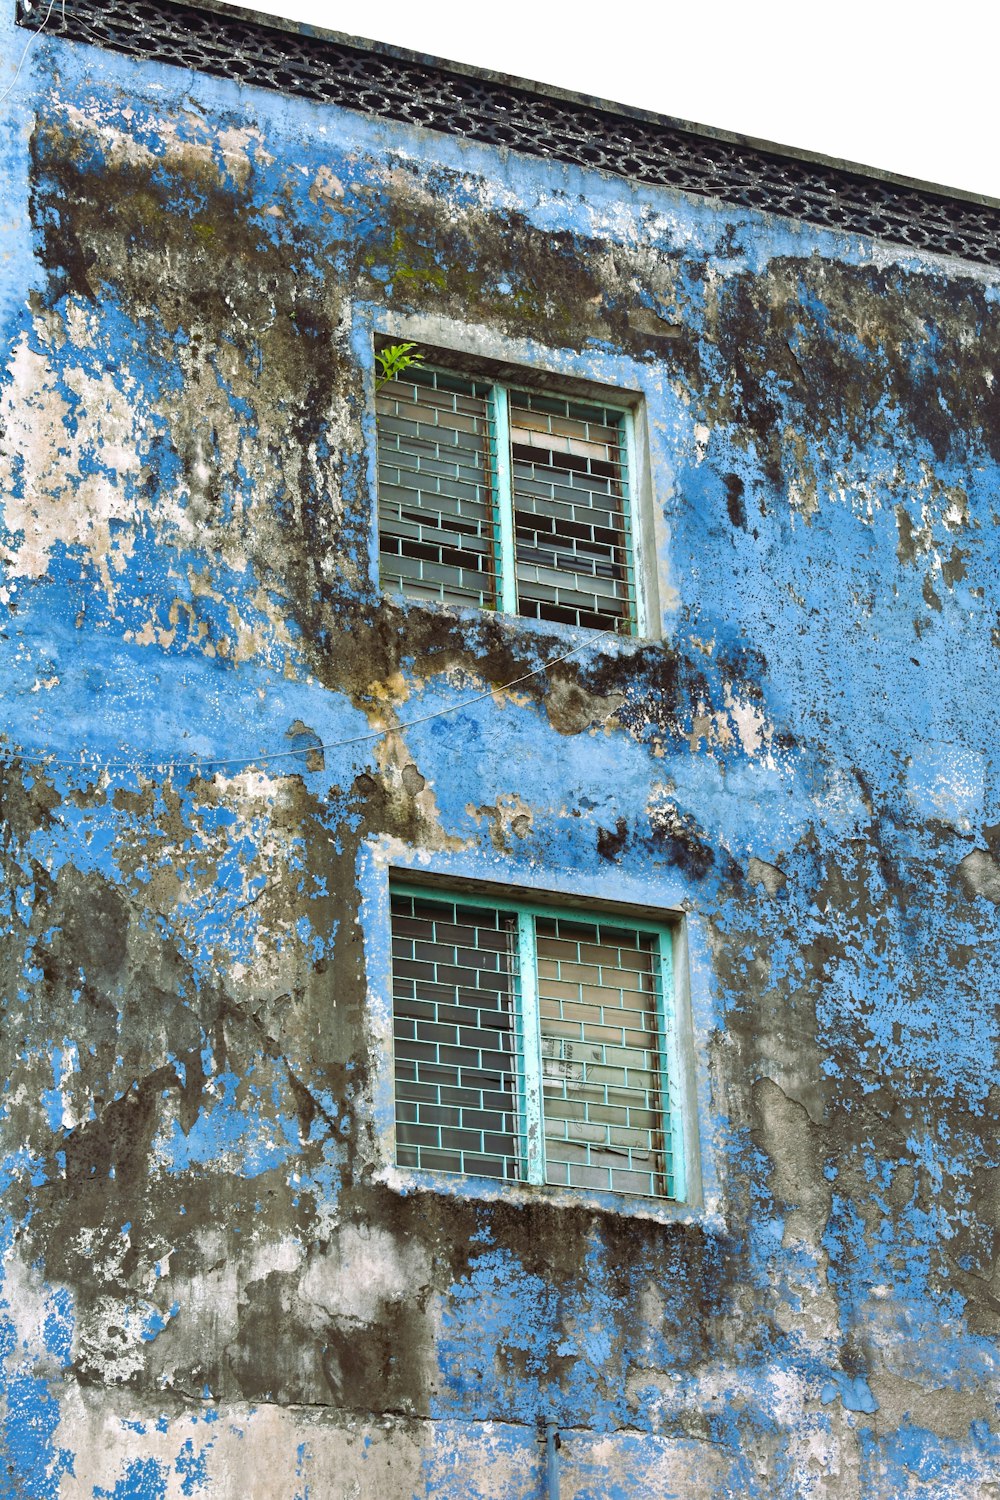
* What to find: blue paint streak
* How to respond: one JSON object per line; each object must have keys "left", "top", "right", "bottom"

{"left": 155, "top": 1069, "right": 301, "bottom": 1177}
{"left": 94, "top": 1457, "right": 168, "bottom": 1500}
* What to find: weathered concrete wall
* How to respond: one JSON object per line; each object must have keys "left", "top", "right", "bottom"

{"left": 1, "top": 10, "right": 998, "bottom": 1497}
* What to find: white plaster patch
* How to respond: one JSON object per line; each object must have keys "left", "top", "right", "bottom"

{"left": 46, "top": 100, "right": 162, "bottom": 174}
{"left": 813, "top": 764, "right": 871, "bottom": 834}
{"left": 765, "top": 1366, "right": 818, "bottom": 1425}
{"left": 52, "top": 1397, "right": 437, "bottom": 1500}
{"left": 0, "top": 335, "right": 143, "bottom": 591}
{"left": 906, "top": 740, "right": 984, "bottom": 830}
{"left": 75, "top": 1295, "right": 167, "bottom": 1385}
{"left": 309, "top": 163, "right": 345, "bottom": 205}
{"left": 46, "top": 1040, "right": 85, "bottom": 1131}
{"left": 299, "top": 1224, "right": 431, "bottom": 1325}
{"left": 725, "top": 685, "right": 773, "bottom": 760}
{"left": 216, "top": 124, "right": 275, "bottom": 188}
{"left": 0, "top": 1249, "right": 72, "bottom": 1377}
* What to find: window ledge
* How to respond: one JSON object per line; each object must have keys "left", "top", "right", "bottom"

{"left": 378, "top": 1162, "right": 718, "bottom": 1228}
{"left": 382, "top": 590, "right": 664, "bottom": 654}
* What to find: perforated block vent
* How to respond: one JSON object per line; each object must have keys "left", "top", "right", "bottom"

{"left": 15, "top": 0, "right": 1000, "bottom": 268}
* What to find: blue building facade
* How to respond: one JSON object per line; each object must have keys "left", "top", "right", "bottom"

{"left": 1, "top": 2, "right": 999, "bottom": 1494}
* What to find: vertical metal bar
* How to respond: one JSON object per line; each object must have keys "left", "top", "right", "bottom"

{"left": 622, "top": 407, "right": 645, "bottom": 637}
{"left": 491, "top": 383, "right": 518, "bottom": 614}
{"left": 544, "top": 1419, "right": 561, "bottom": 1499}
{"left": 654, "top": 929, "right": 683, "bottom": 1200}
{"left": 517, "top": 911, "right": 546, "bottom": 1185}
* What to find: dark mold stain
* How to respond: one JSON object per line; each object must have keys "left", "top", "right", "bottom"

{"left": 597, "top": 817, "right": 628, "bottom": 862}
{"left": 724, "top": 472, "right": 747, "bottom": 531}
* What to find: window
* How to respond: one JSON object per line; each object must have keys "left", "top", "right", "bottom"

{"left": 376, "top": 364, "right": 641, "bottom": 634}
{"left": 388, "top": 884, "right": 680, "bottom": 1200}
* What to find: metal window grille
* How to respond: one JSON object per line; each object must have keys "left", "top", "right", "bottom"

{"left": 389, "top": 886, "right": 678, "bottom": 1200}
{"left": 510, "top": 391, "right": 635, "bottom": 632}
{"left": 376, "top": 366, "right": 638, "bottom": 634}
{"left": 376, "top": 369, "right": 499, "bottom": 608}
{"left": 390, "top": 891, "right": 523, "bottom": 1180}
{"left": 535, "top": 917, "right": 673, "bottom": 1198}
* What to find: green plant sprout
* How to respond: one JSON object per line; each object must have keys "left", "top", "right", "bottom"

{"left": 375, "top": 341, "right": 425, "bottom": 391}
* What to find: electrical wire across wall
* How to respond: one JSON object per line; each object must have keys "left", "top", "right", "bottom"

{"left": 6, "top": 639, "right": 595, "bottom": 778}
{"left": 3, "top": 1, "right": 131, "bottom": 122}
{"left": 0, "top": 12, "right": 614, "bottom": 783}
{"left": 0, "top": 0, "right": 60, "bottom": 111}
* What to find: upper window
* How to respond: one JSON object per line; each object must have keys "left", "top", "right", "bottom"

{"left": 388, "top": 884, "right": 680, "bottom": 1200}
{"left": 376, "top": 364, "right": 641, "bottom": 633}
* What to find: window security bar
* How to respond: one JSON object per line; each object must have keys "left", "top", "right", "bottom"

{"left": 376, "top": 367, "right": 641, "bottom": 635}
{"left": 389, "top": 886, "right": 681, "bottom": 1200}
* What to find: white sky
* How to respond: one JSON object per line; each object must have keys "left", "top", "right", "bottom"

{"left": 225, "top": 0, "right": 1000, "bottom": 201}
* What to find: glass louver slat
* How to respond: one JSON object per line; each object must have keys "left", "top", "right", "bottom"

{"left": 376, "top": 370, "right": 499, "bottom": 608}
{"left": 390, "top": 892, "right": 523, "bottom": 1181}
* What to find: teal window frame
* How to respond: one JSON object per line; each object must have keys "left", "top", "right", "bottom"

{"left": 388, "top": 881, "right": 684, "bottom": 1202}
{"left": 376, "top": 364, "right": 646, "bottom": 636}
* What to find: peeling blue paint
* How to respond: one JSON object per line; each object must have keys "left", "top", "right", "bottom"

{"left": 93, "top": 1457, "right": 168, "bottom": 1500}
{"left": 0, "top": 1220, "right": 75, "bottom": 1499}
{"left": 173, "top": 1436, "right": 211, "bottom": 1497}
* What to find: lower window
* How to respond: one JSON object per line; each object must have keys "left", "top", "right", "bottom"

{"left": 389, "top": 884, "right": 679, "bottom": 1200}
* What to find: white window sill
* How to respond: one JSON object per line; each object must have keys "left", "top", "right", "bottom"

{"left": 379, "top": 590, "right": 665, "bottom": 653}
{"left": 377, "top": 1162, "right": 718, "bottom": 1229}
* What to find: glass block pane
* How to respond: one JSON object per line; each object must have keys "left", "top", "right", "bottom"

{"left": 509, "top": 391, "right": 635, "bottom": 633}
{"left": 535, "top": 917, "right": 670, "bottom": 1197}
{"left": 390, "top": 891, "right": 523, "bottom": 1180}
{"left": 377, "top": 368, "right": 499, "bottom": 608}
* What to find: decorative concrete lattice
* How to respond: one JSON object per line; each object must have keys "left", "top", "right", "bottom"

{"left": 15, "top": 0, "right": 1000, "bottom": 267}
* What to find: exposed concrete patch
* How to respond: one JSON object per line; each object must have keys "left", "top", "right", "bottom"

{"left": 544, "top": 677, "right": 625, "bottom": 735}
{"left": 957, "top": 848, "right": 1000, "bottom": 903}
{"left": 747, "top": 856, "right": 787, "bottom": 896}
{"left": 467, "top": 794, "right": 533, "bottom": 852}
